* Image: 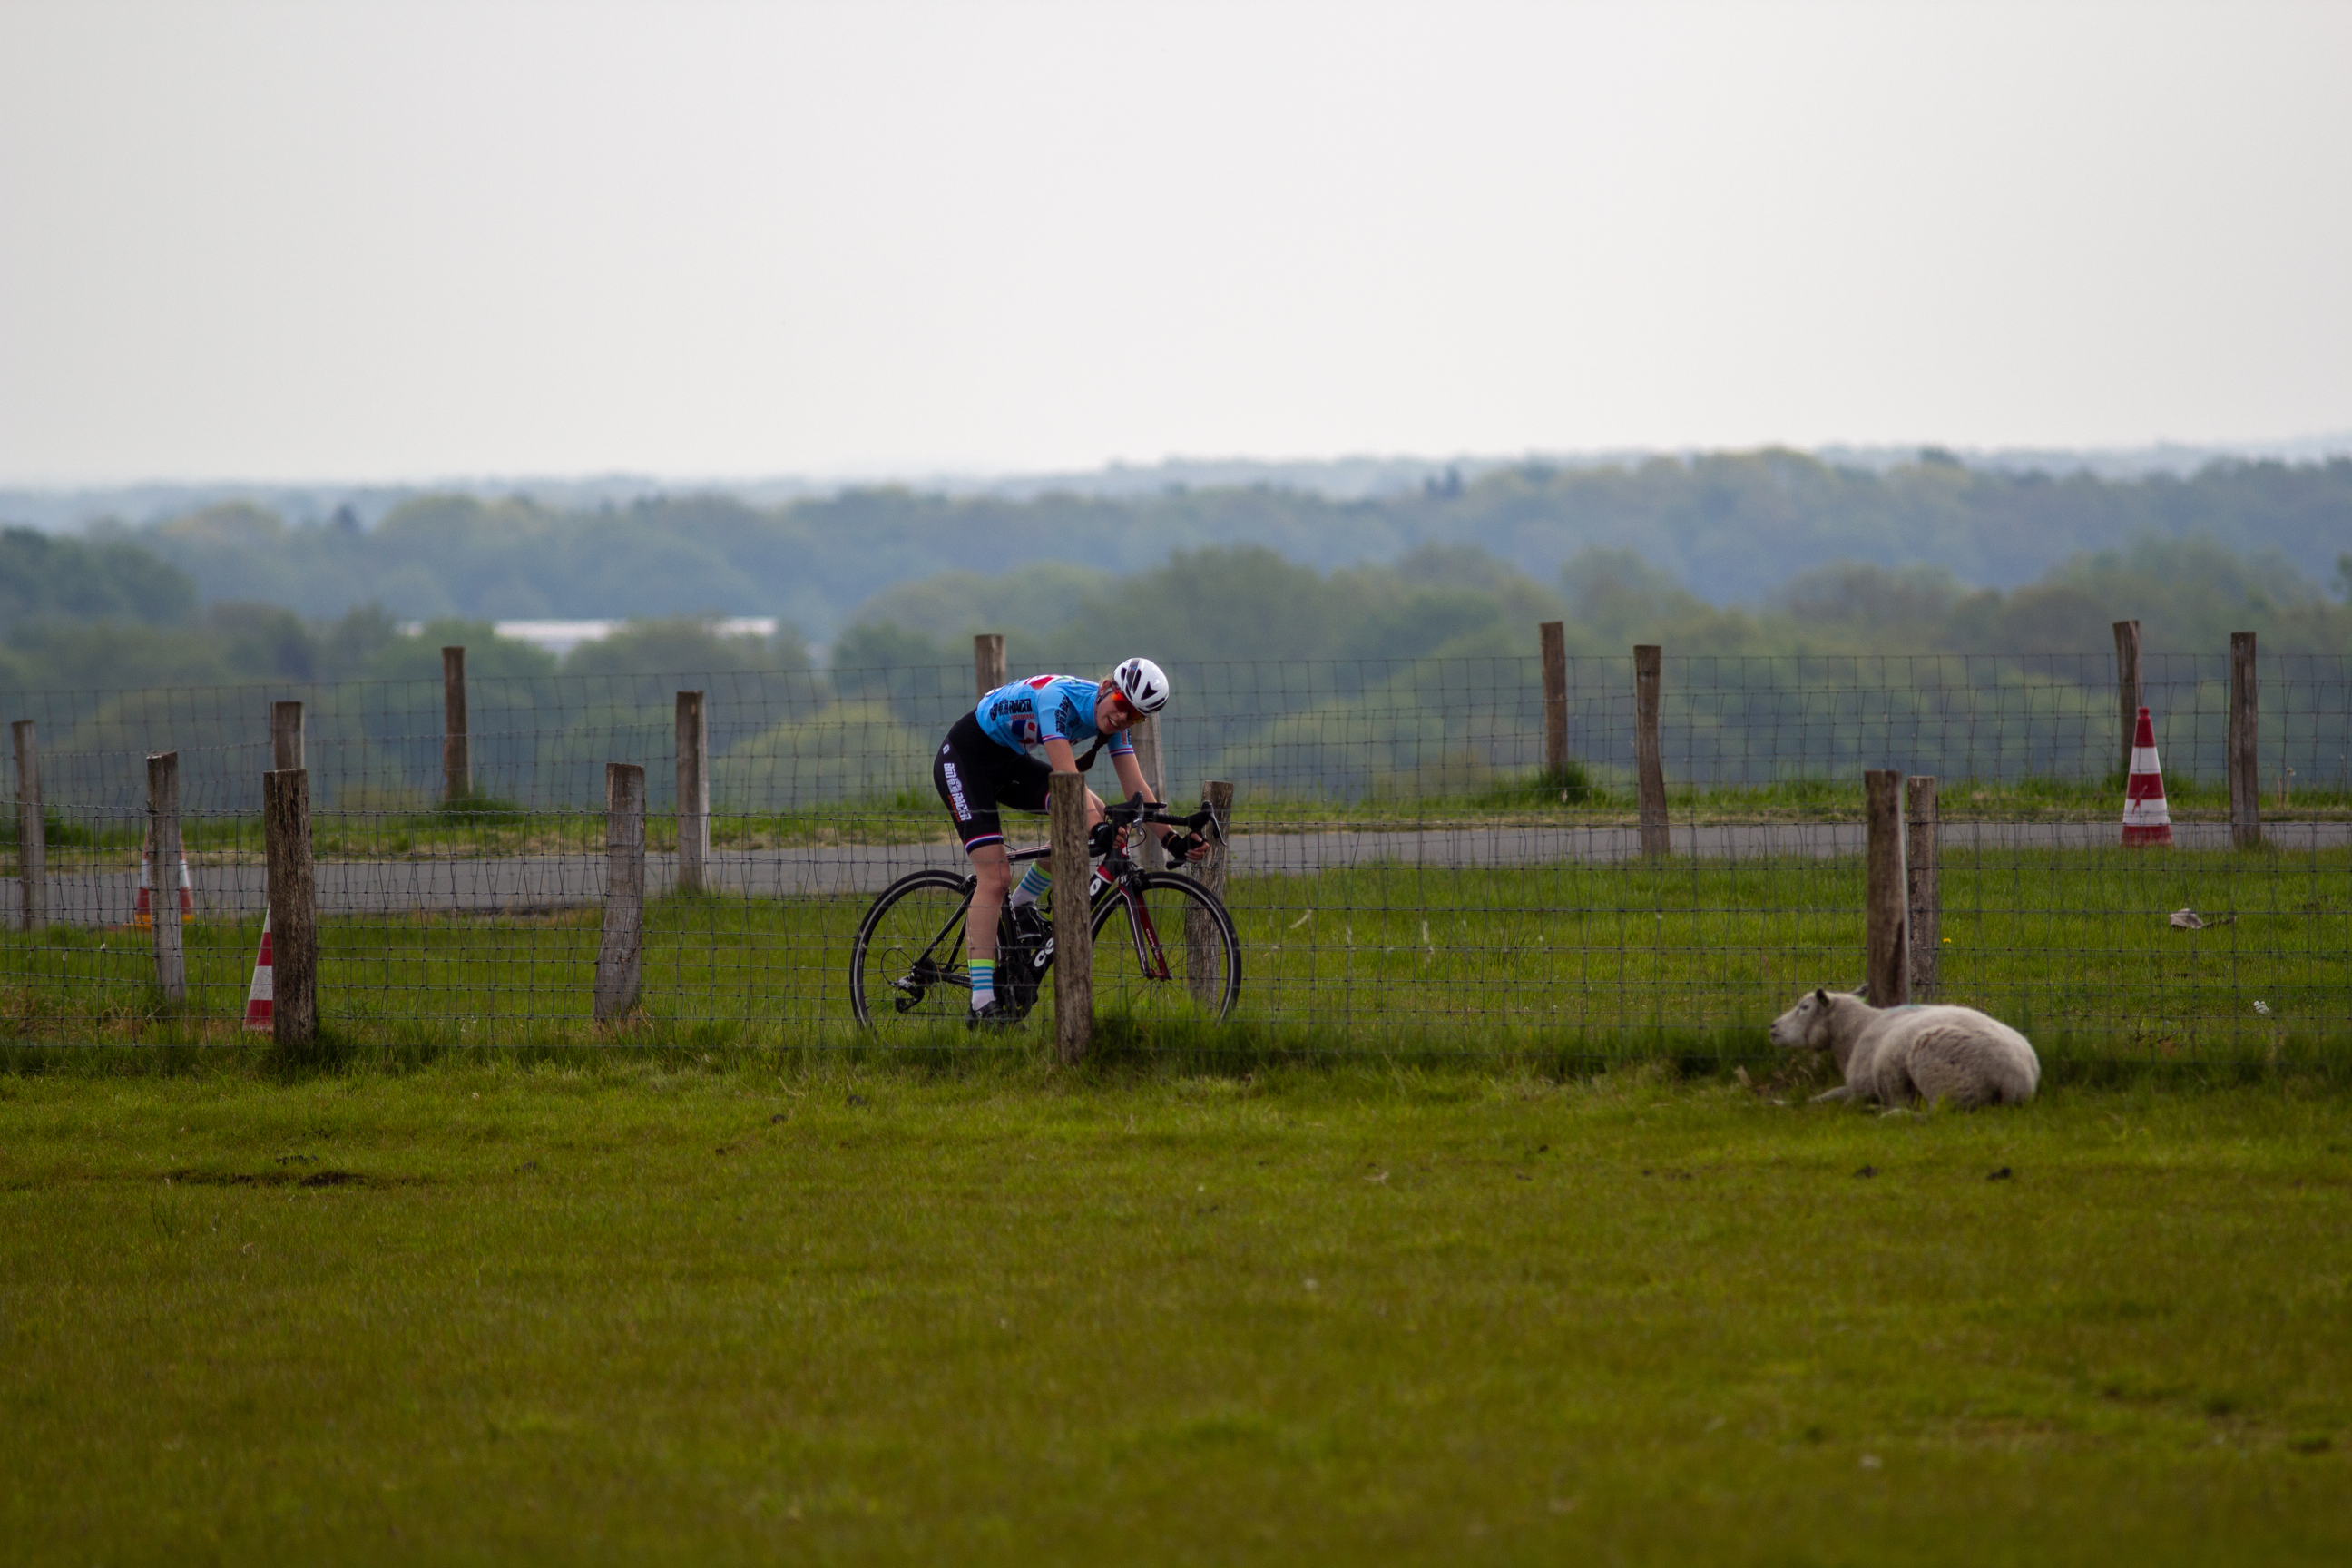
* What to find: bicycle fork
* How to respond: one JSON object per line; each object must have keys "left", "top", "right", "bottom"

{"left": 1093, "top": 876, "right": 1174, "bottom": 982}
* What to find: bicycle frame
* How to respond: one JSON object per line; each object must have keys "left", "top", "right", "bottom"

{"left": 886, "top": 827, "right": 1192, "bottom": 1010}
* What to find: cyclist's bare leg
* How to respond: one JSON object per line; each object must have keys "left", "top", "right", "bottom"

{"left": 999, "top": 795, "right": 1111, "bottom": 930}
{"left": 966, "top": 841, "right": 1013, "bottom": 968}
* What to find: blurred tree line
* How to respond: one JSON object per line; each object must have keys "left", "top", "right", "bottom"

{"left": 812, "top": 538, "right": 2352, "bottom": 802}
{"left": 0, "top": 593, "right": 809, "bottom": 697}
{"left": 841, "top": 535, "right": 2352, "bottom": 675}
{"left": 23, "top": 451, "right": 2347, "bottom": 646}
{"left": 1, "top": 518, "right": 2344, "bottom": 700}
{"left": 4, "top": 525, "right": 2345, "bottom": 811}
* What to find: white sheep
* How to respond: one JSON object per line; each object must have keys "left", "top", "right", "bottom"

{"left": 1769, "top": 987, "right": 2040, "bottom": 1109}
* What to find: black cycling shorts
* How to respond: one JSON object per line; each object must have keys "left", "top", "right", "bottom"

{"left": 934, "top": 712, "right": 1054, "bottom": 852}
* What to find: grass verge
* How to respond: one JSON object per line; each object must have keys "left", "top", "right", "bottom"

{"left": 20, "top": 773, "right": 2350, "bottom": 868}
{"left": 5, "top": 845, "right": 2344, "bottom": 1054}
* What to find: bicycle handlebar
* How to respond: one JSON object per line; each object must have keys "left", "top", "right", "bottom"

{"left": 1100, "top": 796, "right": 1220, "bottom": 837}
{"left": 1084, "top": 795, "right": 1222, "bottom": 859}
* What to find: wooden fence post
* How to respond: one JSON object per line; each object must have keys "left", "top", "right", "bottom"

{"left": 975, "top": 633, "right": 1006, "bottom": 698}
{"left": 594, "top": 762, "right": 645, "bottom": 1022}
{"left": 2229, "top": 632, "right": 2260, "bottom": 849}
{"left": 1864, "top": 769, "right": 1908, "bottom": 1007}
{"left": 1132, "top": 717, "right": 1167, "bottom": 870}
{"left": 14, "top": 720, "right": 43, "bottom": 931}
{"left": 2112, "top": 620, "right": 2141, "bottom": 780}
{"left": 1906, "top": 775, "right": 1938, "bottom": 1003}
{"left": 1188, "top": 779, "right": 1234, "bottom": 1007}
{"left": 1633, "top": 645, "right": 1669, "bottom": 856}
{"left": 263, "top": 768, "right": 318, "bottom": 1044}
{"left": 1050, "top": 769, "right": 1092, "bottom": 1063}
{"left": 1540, "top": 621, "right": 1569, "bottom": 784}
{"left": 147, "top": 751, "right": 185, "bottom": 1004}
{"left": 272, "top": 700, "right": 305, "bottom": 772}
{"left": 442, "top": 646, "right": 470, "bottom": 802}
{"left": 675, "top": 691, "right": 709, "bottom": 893}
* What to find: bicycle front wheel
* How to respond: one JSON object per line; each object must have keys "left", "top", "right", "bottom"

{"left": 848, "top": 869, "right": 975, "bottom": 1036}
{"left": 1087, "top": 872, "right": 1241, "bottom": 1026}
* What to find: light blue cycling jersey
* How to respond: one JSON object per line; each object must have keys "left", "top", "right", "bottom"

{"left": 976, "top": 674, "right": 1138, "bottom": 759}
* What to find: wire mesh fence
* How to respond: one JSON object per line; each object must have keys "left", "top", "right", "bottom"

{"left": 4, "top": 647, "right": 2347, "bottom": 1054}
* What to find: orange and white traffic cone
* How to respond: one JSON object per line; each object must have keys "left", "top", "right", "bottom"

{"left": 134, "top": 834, "right": 153, "bottom": 929}
{"left": 134, "top": 827, "right": 195, "bottom": 929}
{"left": 243, "top": 913, "right": 274, "bottom": 1032}
{"left": 2122, "top": 705, "right": 2174, "bottom": 847}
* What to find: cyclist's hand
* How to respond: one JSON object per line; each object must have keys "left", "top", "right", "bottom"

{"left": 1161, "top": 830, "right": 1210, "bottom": 864}
{"left": 1088, "top": 820, "right": 1120, "bottom": 857}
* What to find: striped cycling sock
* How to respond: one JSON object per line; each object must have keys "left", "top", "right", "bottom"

{"left": 969, "top": 959, "right": 995, "bottom": 1010}
{"left": 1008, "top": 864, "right": 1052, "bottom": 908}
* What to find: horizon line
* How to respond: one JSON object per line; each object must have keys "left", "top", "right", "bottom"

{"left": 8, "top": 432, "right": 2352, "bottom": 500}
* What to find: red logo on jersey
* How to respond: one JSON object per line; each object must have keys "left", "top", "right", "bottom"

{"left": 1025, "top": 674, "right": 1054, "bottom": 689}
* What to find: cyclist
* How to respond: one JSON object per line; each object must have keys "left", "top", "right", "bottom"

{"left": 932, "top": 656, "right": 1205, "bottom": 1025}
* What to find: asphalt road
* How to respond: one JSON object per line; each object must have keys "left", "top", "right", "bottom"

{"left": 6, "top": 820, "right": 2343, "bottom": 928}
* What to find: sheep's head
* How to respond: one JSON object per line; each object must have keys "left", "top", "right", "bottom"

{"left": 1769, "top": 986, "right": 1838, "bottom": 1051}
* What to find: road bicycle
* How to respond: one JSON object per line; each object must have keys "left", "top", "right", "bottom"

{"left": 848, "top": 797, "right": 1240, "bottom": 1035}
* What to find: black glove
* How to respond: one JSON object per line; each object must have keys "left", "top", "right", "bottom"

{"left": 1160, "top": 830, "right": 1203, "bottom": 862}
{"left": 1087, "top": 820, "right": 1119, "bottom": 857}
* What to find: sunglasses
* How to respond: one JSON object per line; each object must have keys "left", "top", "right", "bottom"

{"left": 1106, "top": 689, "right": 1142, "bottom": 719}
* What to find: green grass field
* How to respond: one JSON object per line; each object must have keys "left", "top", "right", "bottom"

{"left": 3, "top": 846, "right": 2345, "bottom": 1057}
{"left": 4, "top": 1057, "right": 2348, "bottom": 1564}
{"left": 15, "top": 773, "right": 2349, "bottom": 867}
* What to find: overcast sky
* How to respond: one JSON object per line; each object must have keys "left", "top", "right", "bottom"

{"left": 2, "top": 0, "right": 2347, "bottom": 484}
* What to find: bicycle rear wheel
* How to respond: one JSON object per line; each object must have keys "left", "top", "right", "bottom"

{"left": 848, "top": 869, "right": 975, "bottom": 1035}
{"left": 1087, "top": 872, "right": 1241, "bottom": 1026}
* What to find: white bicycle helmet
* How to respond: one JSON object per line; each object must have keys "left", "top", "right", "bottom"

{"left": 1112, "top": 656, "right": 1169, "bottom": 714}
